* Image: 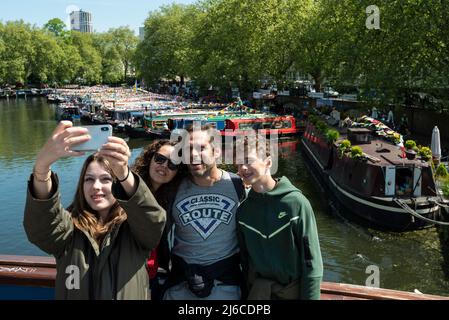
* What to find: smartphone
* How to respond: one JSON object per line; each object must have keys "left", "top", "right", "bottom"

{"left": 71, "top": 125, "right": 112, "bottom": 152}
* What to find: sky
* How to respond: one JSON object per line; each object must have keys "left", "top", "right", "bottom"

{"left": 0, "top": 0, "right": 196, "bottom": 34}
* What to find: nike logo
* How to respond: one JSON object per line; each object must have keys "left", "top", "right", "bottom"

{"left": 278, "top": 212, "right": 287, "bottom": 219}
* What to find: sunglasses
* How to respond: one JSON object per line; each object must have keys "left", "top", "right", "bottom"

{"left": 153, "top": 153, "right": 179, "bottom": 171}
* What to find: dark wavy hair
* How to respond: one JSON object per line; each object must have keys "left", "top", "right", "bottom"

{"left": 131, "top": 139, "right": 187, "bottom": 210}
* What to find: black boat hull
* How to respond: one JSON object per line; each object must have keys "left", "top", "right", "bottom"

{"left": 301, "top": 138, "right": 438, "bottom": 231}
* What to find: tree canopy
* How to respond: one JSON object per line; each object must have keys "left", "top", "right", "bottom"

{"left": 134, "top": 0, "right": 449, "bottom": 103}
{"left": 1, "top": 0, "right": 448, "bottom": 107}
{"left": 0, "top": 19, "right": 138, "bottom": 86}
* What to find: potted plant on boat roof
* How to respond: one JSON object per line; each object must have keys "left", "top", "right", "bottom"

{"left": 338, "top": 139, "right": 351, "bottom": 158}
{"left": 435, "top": 163, "right": 449, "bottom": 198}
{"left": 316, "top": 120, "right": 327, "bottom": 134}
{"left": 418, "top": 146, "right": 432, "bottom": 161}
{"left": 443, "top": 182, "right": 449, "bottom": 199}
{"left": 404, "top": 140, "right": 417, "bottom": 160}
{"left": 350, "top": 146, "right": 364, "bottom": 160}
{"left": 436, "top": 163, "right": 449, "bottom": 179}
{"left": 326, "top": 129, "right": 340, "bottom": 145}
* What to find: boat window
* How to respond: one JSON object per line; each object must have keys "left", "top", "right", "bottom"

{"left": 207, "top": 122, "right": 217, "bottom": 129}
{"left": 272, "top": 121, "right": 284, "bottom": 129}
{"left": 262, "top": 122, "right": 272, "bottom": 129}
{"left": 239, "top": 122, "right": 255, "bottom": 130}
{"left": 282, "top": 120, "right": 292, "bottom": 128}
{"left": 395, "top": 168, "right": 413, "bottom": 196}
{"left": 271, "top": 120, "right": 292, "bottom": 129}
{"left": 153, "top": 121, "right": 168, "bottom": 129}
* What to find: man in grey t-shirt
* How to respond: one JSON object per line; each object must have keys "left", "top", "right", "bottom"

{"left": 163, "top": 124, "right": 244, "bottom": 300}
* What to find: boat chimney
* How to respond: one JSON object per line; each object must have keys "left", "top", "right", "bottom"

{"left": 347, "top": 128, "right": 372, "bottom": 145}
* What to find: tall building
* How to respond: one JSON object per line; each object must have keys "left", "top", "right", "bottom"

{"left": 70, "top": 10, "right": 93, "bottom": 33}
{"left": 139, "top": 27, "right": 145, "bottom": 41}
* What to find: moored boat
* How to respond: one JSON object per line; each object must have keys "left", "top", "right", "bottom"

{"left": 55, "top": 104, "right": 81, "bottom": 122}
{"left": 221, "top": 115, "right": 302, "bottom": 138}
{"left": 301, "top": 115, "right": 443, "bottom": 231}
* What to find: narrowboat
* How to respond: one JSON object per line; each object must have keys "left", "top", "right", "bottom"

{"left": 125, "top": 111, "right": 224, "bottom": 139}
{"left": 0, "top": 255, "right": 447, "bottom": 300}
{"left": 221, "top": 115, "right": 301, "bottom": 138}
{"left": 168, "top": 115, "right": 227, "bottom": 131}
{"left": 301, "top": 115, "right": 443, "bottom": 231}
{"left": 55, "top": 104, "right": 81, "bottom": 122}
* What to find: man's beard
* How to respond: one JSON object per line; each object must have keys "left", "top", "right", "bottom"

{"left": 189, "top": 162, "right": 214, "bottom": 177}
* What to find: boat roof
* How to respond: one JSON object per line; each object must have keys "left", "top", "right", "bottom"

{"left": 336, "top": 134, "right": 430, "bottom": 168}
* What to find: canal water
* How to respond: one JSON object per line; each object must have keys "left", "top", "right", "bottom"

{"left": 1, "top": 97, "right": 448, "bottom": 296}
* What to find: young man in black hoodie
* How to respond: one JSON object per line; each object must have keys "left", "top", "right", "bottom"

{"left": 236, "top": 137, "right": 323, "bottom": 300}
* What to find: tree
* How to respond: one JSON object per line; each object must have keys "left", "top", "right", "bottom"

{"left": 69, "top": 31, "right": 102, "bottom": 84}
{"left": 56, "top": 42, "right": 82, "bottom": 84}
{"left": 28, "top": 30, "right": 63, "bottom": 84}
{"left": 93, "top": 32, "right": 123, "bottom": 84}
{"left": 320, "top": 0, "right": 449, "bottom": 104}
{"left": 44, "top": 18, "right": 68, "bottom": 38}
{"left": 0, "top": 21, "right": 35, "bottom": 84}
{"left": 189, "top": 0, "right": 315, "bottom": 96}
{"left": 0, "top": 23, "right": 5, "bottom": 84}
{"left": 135, "top": 4, "right": 200, "bottom": 87}
{"left": 109, "top": 27, "right": 138, "bottom": 81}
{"left": 189, "top": 0, "right": 261, "bottom": 94}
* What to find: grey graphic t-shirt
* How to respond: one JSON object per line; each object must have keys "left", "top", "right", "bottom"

{"left": 171, "top": 171, "right": 240, "bottom": 265}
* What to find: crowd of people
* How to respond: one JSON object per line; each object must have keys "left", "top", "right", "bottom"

{"left": 23, "top": 121, "right": 323, "bottom": 300}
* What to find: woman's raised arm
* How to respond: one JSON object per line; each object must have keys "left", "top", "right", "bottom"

{"left": 32, "top": 121, "right": 90, "bottom": 199}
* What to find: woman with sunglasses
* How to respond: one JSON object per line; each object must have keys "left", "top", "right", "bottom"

{"left": 132, "top": 139, "right": 187, "bottom": 299}
{"left": 23, "top": 121, "right": 166, "bottom": 299}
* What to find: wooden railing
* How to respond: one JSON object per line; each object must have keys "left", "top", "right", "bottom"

{"left": 1, "top": 255, "right": 448, "bottom": 300}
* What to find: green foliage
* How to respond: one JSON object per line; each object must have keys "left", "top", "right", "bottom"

{"left": 109, "top": 27, "right": 138, "bottom": 81}
{"left": 443, "top": 182, "right": 449, "bottom": 198}
{"left": 419, "top": 147, "right": 432, "bottom": 161}
{"left": 135, "top": 3, "right": 200, "bottom": 87}
{"left": 43, "top": 18, "right": 68, "bottom": 38}
{"left": 0, "top": 21, "right": 35, "bottom": 84}
{"left": 70, "top": 32, "right": 102, "bottom": 85}
{"left": 0, "top": 19, "right": 137, "bottom": 86}
{"left": 325, "top": 129, "right": 340, "bottom": 144}
{"left": 339, "top": 139, "right": 351, "bottom": 150}
{"left": 405, "top": 140, "right": 417, "bottom": 150}
{"left": 436, "top": 164, "right": 449, "bottom": 178}
{"left": 2, "top": 0, "right": 449, "bottom": 94}
{"left": 309, "top": 115, "right": 318, "bottom": 125}
{"left": 337, "top": 139, "right": 351, "bottom": 158}
{"left": 93, "top": 27, "right": 138, "bottom": 83}
{"left": 350, "top": 146, "right": 363, "bottom": 159}
{"left": 315, "top": 121, "right": 328, "bottom": 134}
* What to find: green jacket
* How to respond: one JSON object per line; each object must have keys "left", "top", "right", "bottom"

{"left": 237, "top": 176, "right": 323, "bottom": 300}
{"left": 23, "top": 172, "right": 166, "bottom": 300}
